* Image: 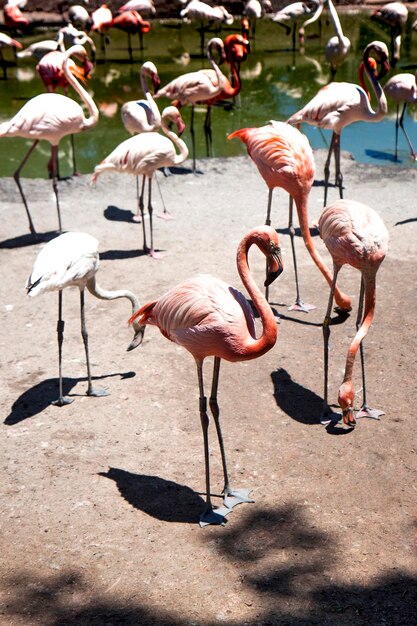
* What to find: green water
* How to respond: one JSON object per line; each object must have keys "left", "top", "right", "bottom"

{"left": 1, "top": 12, "right": 417, "bottom": 178}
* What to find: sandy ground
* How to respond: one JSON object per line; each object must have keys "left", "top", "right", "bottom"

{"left": 0, "top": 151, "right": 416, "bottom": 625}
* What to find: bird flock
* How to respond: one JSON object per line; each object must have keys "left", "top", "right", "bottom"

{"left": 1, "top": 0, "right": 403, "bottom": 526}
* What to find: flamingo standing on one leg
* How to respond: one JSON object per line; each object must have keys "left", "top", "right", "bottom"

{"left": 110, "top": 10, "right": 151, "bottom": 62}
{"left": 271, "top": 0, "right": 322, "bottom": 51}
{"left": 26, "top": 231, "right": 145, "bottom": 406}
{"left": 0, "top": 33, "right": 22, "bottom": 79}
{"left": 92, "top": 106, "right": 188, "bottom": 258}
{"left": 155, "top": 37, "right": 227, "bottom": 171}
{"left": 91, "top": 4, "right": 113, "bottom": 60}
{"left": 0, "top": 44, "right": 98, "bottom": 238}
{"left": 36, "top": 46, "right": 94, "bottom": 176}
{"left": 384, "top": 71, "right": 417, "bottom": 161}
{"left": 287, "top": 40, "right": 390, "bottom": 206}
{"left": 128, "top": 225, "right": 283, "bottom": 526}
{"left": 318, "top": 199, "right": 389, "bottom": 428}
{"left": 228, "top": 121, "right": 351, "bottom": 313}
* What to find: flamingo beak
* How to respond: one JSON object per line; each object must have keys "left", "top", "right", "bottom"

{"left": 153, "top": 75, "right": 161, "bottom": 94}
{"left": 176, "top": 117, "right": 186, "bottom": 136}
{"left": 342, "top": 407, "right": 356, "bottom": 428}
{"left": 126, "top": 323, "right": 146, "bottom": 351}
{"left": 264, "top": 246, "right": 283, "bottom": 287}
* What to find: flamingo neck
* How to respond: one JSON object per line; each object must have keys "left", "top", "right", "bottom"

{"left": 142, "top": 69, "right": 161, "bottom": 129}
{"left": 161, "top": 115, "right": 189, "bottom": 164}
{"left": 361, "top": 60, "right": 388, "bottom": 121}
{"left": 63, "top": 46, "right": 99, "bottom": 130}
{"left": 328, "top": 0, "right": 344, "bottom": 42}
{"left": 208, "top": 43, "right": 226, "bottom": 90}
{"left": 236, "top": 233, "right": 277, "bottom": 359}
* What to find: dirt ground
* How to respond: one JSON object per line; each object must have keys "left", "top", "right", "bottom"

{"left": 0, "top": 150, "right": 416, "bottom": 625}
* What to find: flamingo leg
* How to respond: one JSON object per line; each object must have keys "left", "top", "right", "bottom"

{"left": 0, "top": 49, "right": 7, "bottom": 80}
{"left": 52, "top": 290, "right": 74, "bottom": 407}
{"left": 69, "top": 134, "right": 78, "bottom": 177}
{"left": 394, "top": 103, "right": 400, "bottom": 162}
{"left": 13, "top": 139, "right": 39, "bottom": 238}
{"left": 264, "top": 189, "right": 274, "bottom": 301}
{"left": 132, "top": 175, "right": 142, "bottom": 223}
{"left": 334, "top": 132, "right": 343, "bottom": 200}
{"left": 398, "top": 102, "right": 417, "bottom": 161}
{"left": 209, "top": 357, "right": 254, "bottom": 511}
{"left": 147, "top": 176, "right": 162, "bottom": 259}
{"left": 127, "top": 32, "right": 133, "bottom": 63}
{"left": 138, "top": 175, "right": 149, "bottom": 253}
{"left": 204, "top": 106, "right": 212, "bottom": 157}
{"left": 156, "top": 171, "right": 173, "bottom": 220}
{"left": 355, "top": 278, "right": 384, "bottom": 420}
{"left": 197, "top": 361, "right": 231, "bottom": 527}
{"left": 138, "top": 30, "right": 144, "bottom": 53}
{"left": 190, "top": 105, "right": 196, "bottom": 172}
{"left": 50, "top": 145, "right": 63, "bottom": 233}
{"left": 323, "top": 132, "right": 336, "bottom": 207}
{"left": 320, "top": 265, "right": 342, "bottom": 424}
{"left": 80, "top": 288, "right": 109, "bottom": 398}
{"left": 287, "top": 196, "right": 316, "bottom": 313}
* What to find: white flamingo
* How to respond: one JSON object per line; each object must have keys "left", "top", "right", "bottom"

{"left": 92, "top": 106, "right": 189, "bottom": 258}
{"left": 0, "top": 44, "right": 98, "bottom": 238}
{"left": 26, "top": 231, "right": 145, "bottom": 406}
{"left": 325, "top": 0, "right": 351, "bottom": 79}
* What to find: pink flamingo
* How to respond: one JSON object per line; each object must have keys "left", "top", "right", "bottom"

{"left": 287, "top": 40, "right": 389, "bottom": 207}
{"left": 128, "top": 225, "right": 283, "bottom": 526}
{"left": 372, "top": 1, "right": 408, "bottom": 67}
{"left": 110, "top": 10, "right": 151, "bottom": 62}
{"left": 91, "top": 4, "right": 113, "bottom": 59}
{"left": 228, "top": 121, "right": 351, "bottom": 313}
{"left": 384, "top": 71, "right": 417, "bottom": 161}
{"left": 155, "top": 37, "right": 226, "bottom": 170}
{"left": 121, "top": 60, "right": 161, "bottom": 135}
{"left": 36, "top": 47, "right": 94, "bottom": 176}
{"left": 3, "top": 3, "right": 29, "bottom": 33}
{"left": 92, "top": 106, "right": 188, "bottom": 258}
{"left": 0, "top": 32, "right": 22, "bottom": 79}
{"left": 319, "top": 199, "right": 389, "bottom": 428}
{"left": 0, "top": 44, "right": 98, "bottom": 238}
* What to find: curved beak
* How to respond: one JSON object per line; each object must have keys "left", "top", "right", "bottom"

{"left": 126, "top": 323, "right": 145, "bottom": 351}
{"left": 264, "top": 246, "right": 283, "bottom": 287}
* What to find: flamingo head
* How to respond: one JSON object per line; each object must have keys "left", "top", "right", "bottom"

{"left": 338, "top": 380, "right": 356, "bottom": 428}
{"left": 163, "top": 105, "right": 186, "bottom": 136}
{"left": 363, "top": 40, "right": 390, "bottom": 81}
{"left": 225, "top": 34, "right": 250, "bottom": 63}
{"left": 142, "top": 61, "right": 160, "bottom": 93}
{"left": 248, "top": 226, "right": 283, "bottom": 287}
{"left": 207, "top": 37, "right": 226, "bottom": 65}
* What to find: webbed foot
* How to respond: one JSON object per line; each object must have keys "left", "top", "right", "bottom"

{"left": 356, "top": 405, "right": 384, "bottom": 420}
{"left": 199, "top": 505, "right": 232, "bottom": 527}
{"left": 223, "top": 488, "right": 254, "bottom": 510}
{"left": 87, "top": 387, "right": 110, "bottom": 398}
{"left": 288, "top": 300, "right": 316, "bottom": 313}
{"left": 52, "top": 396, "right": 74, "bottom": 407}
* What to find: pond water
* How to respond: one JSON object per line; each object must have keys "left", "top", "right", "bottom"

{"left": 1, "top": 10, "right": 417, "bottom": 178}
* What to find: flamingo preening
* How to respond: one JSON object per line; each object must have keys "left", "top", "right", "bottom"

{"left": 287, "top": 40, "right": 390, "bottom": 206}
{"left": 26, "top": 232, "right": 145, "bottom": 406}
{"left": 92, "top": 106, "right": 188, "bottom": 258}
{"left": 318, "top": 199, "right": 388, "bottom": 428}
{"left": 0, "top": 44, "right": 98, "bottom": 238}
{"left": 128, "top": 225, "right": 283, "bottom": 526}
{"left": 228, "top": 121, "right": 351, "bottom": 313}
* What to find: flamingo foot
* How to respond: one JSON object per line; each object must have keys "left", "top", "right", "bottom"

{"left": 52, "top": 396, "right": 74, "bottom": 407}
{"left": 288, "top": 300, "right": 316, "bottom": 313}
{"left": 320, "top": 405, "right": 341, "bottom": 425}
{"left": 157, "top": 211, "right": 175, "bottom": 221}
{"left": 409, "top": 151, "right": 417, "bottom": 162}
{"left": 356, "top": 405, "right": 385, "bottom": 420}
{"left": 147, "top": 248, "right": 163, "bottom": 259}
{"left": 132, "top": 214, "right": 142, "bottom": 223}
{"left": 87, "top": 387, "right": 110, "bottom": 398}
{"left": 223, "top": 487, "right": 254, "bottom": 510}
{"left": 199, "top": 504, "right": 232, "bottom": 527}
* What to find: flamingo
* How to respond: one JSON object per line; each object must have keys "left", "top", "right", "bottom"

{"left": 244, "top": 0, "right": 272, "bottom": 37}
{"left": 92, "top": 106, "right": 188, "bottom": 258}
{"left": 36, "top": 47, "right": 94, "bottom": 176}
{"left": 56, "top": 23, "right": 96, "bottom": 61}
{"left": 372, "top": 1, "right": 408, "bottom": 67}
{"left": 0, "top": 44, "right": 98, "bottom": 238}
{"left": 26, "top": 232, "right": 145, "bottom": 407}
{"left": 68, "top": 5, "right": 91, "bottom": 30}
{"left": 119, "top": 0, "right": 156, "bottom": 16}
{"left": 228, "top": 121, "right": 351, "bottom": 313}
{"left": 287, "top": 40, "right": 390, "bottom": 206}
{"left": 128, "top": 225, "right": 283, "bottom": 526}
{"left": 325, "top": 0, "right": 351, "bottom": 80}
{"left": 110, "top": 10, "right": 151, "bottom": 62}
{"left": 155, "top": 37, "right": 227, "bottom": 170}
{"left": 180, "top": 0, "right": 233, "bottom": 56}
{"left": 383, "top": 72, "right": 417, "bottom": 161}
{"left": 3, "top": 3, "right": 29, "bottom": 32}
{"left": 91, "top": 4, "right": 113, "bottom": 59}
{"left": 271, "top": 1, "right": 322, "bottom": 50}
{"left": 318, "top": 199, "right": 389, "bottom": 428}
{"left": 0, "top": 32, "right": 22, "bottom": 79}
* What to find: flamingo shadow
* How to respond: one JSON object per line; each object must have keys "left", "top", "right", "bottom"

{"left": 104, "top": 205, "right": 139, "bottom": 223}
{"left": 4, "top": 371, "right": 136, "bottom": 425}
{"left": 98, "top": 467, "right": 206, "bottom": 524}
{"left": 395, "top": 217, "right": 417, "bottom": 225}
{"left": 0, "top": 230, "right": 58, "bottom": 249}
{"left": 100, "top": 248, "right": 160, "bottom": 260}
{"left": 271, "top": 367, "right": 323, "bottom": 425}
{"left": 364, "top": 149, "right": 398, "bottom": 162}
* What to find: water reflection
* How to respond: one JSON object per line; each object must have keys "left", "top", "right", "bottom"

{"left": 1, "top": 12, "right": 417, "bottom": 178}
